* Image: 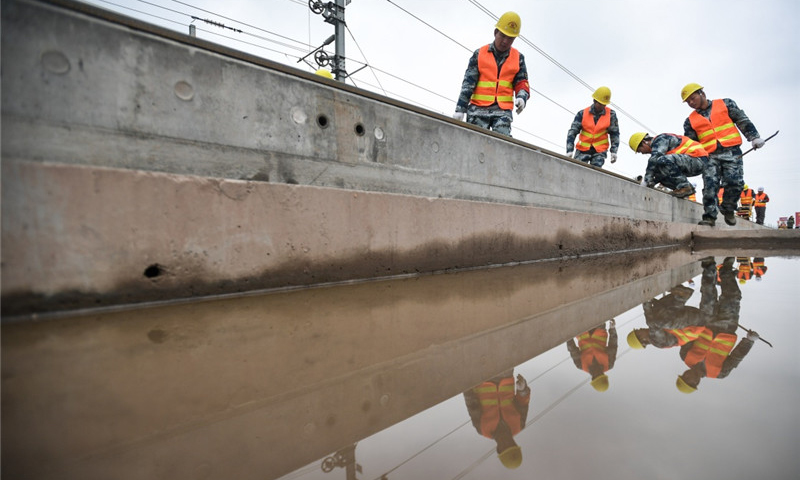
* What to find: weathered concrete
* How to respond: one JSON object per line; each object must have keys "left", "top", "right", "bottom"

{"left": 1, "top": 248, "right": 698, "bottom": 479}
{"left": 0, "top": 0, "right": 767, "bottom": 315}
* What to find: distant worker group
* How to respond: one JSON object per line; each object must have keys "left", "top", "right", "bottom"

{"left": 452, "top": 12, "right": 771, "bottom": 228}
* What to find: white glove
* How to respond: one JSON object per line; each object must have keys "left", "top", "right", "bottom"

{"left": 610, "top": 152, "right": 618, "bottom": 164}
{"left": 751, "top": 138, "right": 765, "bottom": 149}
{"left": 452, "top": 111, "right": 466, "bottom": 122}
{"left": 747, "top": 331, "right": 760, "bottom": 341}
{"left": 514, "top": 97, "right": 526, "bottom": 114}
{"left": 515, "top": 374, "right": 528, "bottom": 392}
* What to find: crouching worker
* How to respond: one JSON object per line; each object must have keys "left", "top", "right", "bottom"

{"left": 629, "top": 132, "right": 714, "bottom": 207}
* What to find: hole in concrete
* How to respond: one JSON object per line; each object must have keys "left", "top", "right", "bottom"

{"left": 354, "top": 123, "right": 365, "bottom": 136}
{"left": 144, "top": 264, "right": 163, "bottom": 278}
{"left": 316, "top": 114, "right": 329, "bottom": 129}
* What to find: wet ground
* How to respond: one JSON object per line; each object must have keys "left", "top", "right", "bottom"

{"left": 2, "top": 249, "right": 798, "bottom": 480}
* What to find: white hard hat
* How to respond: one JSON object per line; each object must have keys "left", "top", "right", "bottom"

{"left": 758, "top": 186, "right": 764, "bottom": 191}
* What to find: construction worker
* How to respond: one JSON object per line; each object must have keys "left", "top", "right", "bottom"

{"left": 675, "top": 257, "right": 758, "bottom": 393}
{"left": 627, "top": 284, "right": 706, "bottom": 351}
{"left": 628, "top": 132, "right": 712, "bottom": 199}
{"left": 453, "top": 12, "right": 530, "bottom": 137}
{"left": 737, "top": 184, "right": 755, "bottom": 220}
{"left": 788, "top": 215, "right": 795, "bottom": 229}
{"left": 754, "top": 187, "right": 770, "bottom": 225}
{"left": 566, "top": 320, "right": 618, "bottom": 392}
{"left": 681, "top": 83, "right": 766, "bottom": 227}
{"left": 736, "top": 257, "right": 753, "bottom": 283}
{"left": 463, "top": 370, "right": 530, "bottom": 469}
{"left": 752, "top": 257, "right": 767, "bottom": 281}
{"left": 565, "top": 86, "right": 620, "bottom": 168}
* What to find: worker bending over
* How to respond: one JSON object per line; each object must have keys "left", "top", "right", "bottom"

{"left": 628, "top": 132, "right": 712, "bottom": 200}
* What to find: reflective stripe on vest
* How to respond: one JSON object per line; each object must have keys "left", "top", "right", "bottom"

{"left": 576, "top": 106, "right": 611, "bottom": 152}
{"left": 470, "top": 45, "right": 520, "bottom": 110}
{"left": 577, "top": 329, "right": 610, "bottom": 372}
{"left": 754, "top": 193, "right": 768, "bottom": 207}
{"left": 666, "top": 326, "right": 706, "bottom": 346}
{"left": 666, "top": 134, "right": 709, "bottom": 158}
{"left": 474, "top": 377, "right": 523, "bottom": 437}
{"left": 684, "top": 329, "right": 737, "bottom": 378}
{"left": 689, "top": 99, "right": 742, "bottom": 153}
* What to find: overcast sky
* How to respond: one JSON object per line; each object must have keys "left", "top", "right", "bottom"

{"left": 80, "top": 0, "right": 800, "bottom": 225}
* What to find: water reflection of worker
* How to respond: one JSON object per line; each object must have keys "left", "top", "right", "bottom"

{"left": 676, "top": 257, "right": 759, "bottom": 393}
{"left": 566, "top": 319, "right": 618, "bottom": 392}
{"left": 627, "top": 285, "right": 706, "bottom": 351}
{"left": 735, "top": 256, "right": 753, "bottom": 284}
{"left": 463, "top": 371, "right": 530, "bottom": 469}
{"left": 752, "top": 257, "right": 767, "bottom": 281}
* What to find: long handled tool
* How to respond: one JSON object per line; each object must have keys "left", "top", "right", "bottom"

{"left": 737, "top": 324, "right": 773, "bottom": 348}
{"left": 742, "top": 130, "right": 779, "bottom": 156}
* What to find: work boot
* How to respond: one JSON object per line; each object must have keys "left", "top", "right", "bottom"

{"left": 722, "top": 211, "right": 737, "bottom": 226}
{"left": 671, "top": 186, "right": 695, "bottom": 198}
{"left": 697, "top": 217, "right": 715, "bottom": 227}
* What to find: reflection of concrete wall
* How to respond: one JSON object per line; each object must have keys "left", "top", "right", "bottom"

{"left": 0, "top": 0, "right": 719, "bottom": 315}
{"left": 1, "top": 248, "right": 697, "bottom": 479}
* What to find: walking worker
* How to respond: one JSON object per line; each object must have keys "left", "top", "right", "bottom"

{"left": 681, "top": 83, "right": 766, "bottom": 226}
{"left": 628, "top": 132, "right": 711, "bottom": 199}
{"left": 737, "top": 184, "right": 755, "bottom": 220}
{"left": 754, "top": 187, "right": 770, "bottom": 225}
{"left": 453, "top": 12, "right": 530, "bottom": 137}
{"left": 565, "top": 86, "right": 620, "bottom": 167}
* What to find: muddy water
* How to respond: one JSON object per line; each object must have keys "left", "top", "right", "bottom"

{"left": 2, "top": 251, "right": 798, "bottom": 480}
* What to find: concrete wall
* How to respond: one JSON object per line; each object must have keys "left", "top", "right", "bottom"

{"left": 0, "top": 0, "right": 761, "bottom": 315}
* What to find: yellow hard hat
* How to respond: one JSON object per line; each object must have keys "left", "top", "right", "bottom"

{"left": 681, "top": 82, "right": 703, "bottom": 102}
{"left": 498, "top": 445, "right": 522, "bottom": 469}
{"left": 743, "top": 184, "right": 749, "bottom": 190}
{"left": 629, "top": 132, "right": 648, "bottom": 152}
{"left": 495, "top": 12, "right": 521, "bottom": 37}
{"left": 627, "top": 330, "right": 645, "bottom": 349}
{"left": 591, "top": 374, "right": 609, "bottom": 392}
{"left": 314, "top": 68, "right": 333, "bottom": 79}
{"left": 592, "top": 86, "right": 612, "bottom": 105}
{"left": 676, "top": 375, "right": 697, "bottom": 394}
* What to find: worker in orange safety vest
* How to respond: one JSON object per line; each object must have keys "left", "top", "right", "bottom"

{"left": 566, "top": 319, "right": 618, "bottom": 392}
{"left": 754, "top": 187, "right": 770, "bottom": 224}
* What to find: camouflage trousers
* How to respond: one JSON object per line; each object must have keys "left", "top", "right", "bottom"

{"left": 701, "top": 148, "right": 744, "bottom": 220}
{"left": 574, "top": 150, "right": 606, "bottom": 168}
{"left": 466, "top": 110, "right": 513, "bottom": 136}
{"left": 648, "top": 153, "right": 707, "bottom": 190}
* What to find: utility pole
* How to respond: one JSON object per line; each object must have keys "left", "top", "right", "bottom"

{"left": 307, "top": 0, "right": 350, "bottom": 82}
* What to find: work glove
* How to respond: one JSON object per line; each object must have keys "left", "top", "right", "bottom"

{"left": 452, "top": 111, "right": 466, "bottom": 122}
{"left": 747, "top": 331, "right": 760, "bottom": 341}
{"left": 610, "top": 152, "right": 618, "bottom": 164}
{"left": 514, "top": 96, "right": 526, "bottom": 114}
{"left": 515, "top": 374, "right": 528, "bottom": 394}
{"left": 751, "top": 138, "right": 765, "bottom": 149}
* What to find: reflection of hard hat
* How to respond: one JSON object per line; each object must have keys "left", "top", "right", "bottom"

{"left": 739, "top": 278, "right": 747, "bottom": 284}
{"left": 681, "top": 82, "right": 703, "bottom": 102}
{"left": 592, "top": 86, "right": 611, "bottom": 105}
{"left": 591, "top": 374, "right": 609, "bottom": 392}
{"left": 314, "top": 68, "right": 333, "bottom": 79}
{"left": 627, "top": 330, "right": 645, "bottom": 349}
{"left": 495, "top": 12, "right": 521, "bottom": 37}
{"left": 676, "top": 375, "right": 697, "bottom": 394}
{"left": 498, "top": 445, "right": 522, "bottom": 469}
{"left": 629, "top": 132, "right": 648, "bottom": 152}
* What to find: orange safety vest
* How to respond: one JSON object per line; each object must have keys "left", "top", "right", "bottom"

{"left": 576, "top": 106, "right": 612, "bottom": 152}
{"left": 577, "top": 329, "right": 610, "bottom": 373}
{"left": 753, "top": 259, "right": 766, "bottom": 276}
{"left": 754, "top": 192, "right": 769, "bottom": 207}
{"left": 473, "top": 377, "right": 524, "bottom": 438}
{"left": 665, "top": 326, "right": 706, "bottom": 346}
{"left": 666, "top": 135, "right": 709, "bottom": 158}
{"left": 689, "top": 99, "right": 742, "bottom": 153}
{"left": 470, "top": 45, "right": 520, "bottom": 110}
{"left": 740, "top": 189, "right": 754, "bottom": 206}
{"left": 738, "top": 265, "right": 753, "bottom": 281}
{"left": 684, "top": 329, "right": 737, "bottom": 378}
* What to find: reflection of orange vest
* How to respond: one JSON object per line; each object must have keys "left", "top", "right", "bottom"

{"left": 684, "top": 329, "right": 737, "bottom": 378}
{"left": 470, "top": 45, "right": 520, "bottom": 110}
{"left": 576, "top": 107, "right": 611, "bottom": 152}
{"left": 738, "top": 267, "right": 753, "bottom": 281}
{"left": 740, "top": 189, "right": 754, "bottom": 206}
{"left": 577, "top": 329, "right": 610, "bottom": 372}
{"left": 666, "top": 326, "right": 706, "bottom": 345}
{"left": 474, "top": 377, "right": 523, "bottom": 438}
{"left": 754, "top": 192, "right": 768, "bottom": 207}
{"left": 666, "top": 135, "right": 708, "bottom": 158}
{"left": 689, "top": 100, "right": 742, "bottom": 153}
